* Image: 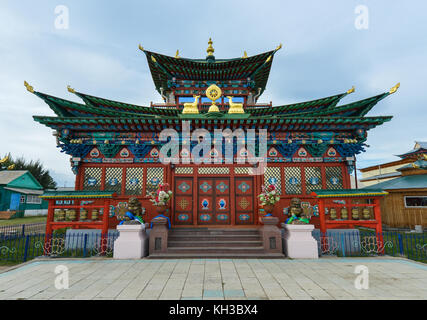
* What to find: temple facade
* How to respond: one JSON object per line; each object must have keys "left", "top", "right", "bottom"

{"left": 29, "top": 40, "right": 397, "bottom": 231}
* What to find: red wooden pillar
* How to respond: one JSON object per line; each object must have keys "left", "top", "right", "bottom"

{"left": 230, "top": 165, "right": 236, "bottom": 226}
{"left": 74, "top": 167, "right": 81, "bottom": 191}
{"left": 318, "top": 198, "right": 326, "bottom": 233}
{"left": 44, "top": 199, "right": 55, "bottom": 255}
{"left": 373, "top": 197, "right": 384, "bottom": 254}
{"left": 101, "top": 198, "right": 111, "bottom": 254}
{"left": 373, "top": 198, "right": 383, "bottom": 234}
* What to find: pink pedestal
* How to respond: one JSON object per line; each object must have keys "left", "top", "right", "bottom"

{"left": 283, "top": 224, "right": 318, "bottom": 259}
{"left": 113, "top": 224, "right": 148, "bottom": 259}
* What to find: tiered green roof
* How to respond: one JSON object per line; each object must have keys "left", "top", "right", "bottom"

{"left": 143, "top": 46, "right": 279, "bottom": 96}
{"left": 30, "top": 86, "right": 394, "bottom": 130}
{"left": 27, "top": 42, "right": 397, "bottom": 134}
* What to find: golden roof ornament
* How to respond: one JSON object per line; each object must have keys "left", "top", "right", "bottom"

{"left": 67, "top": 85, "right": 75, "bottom": 93}
{"left": 151, "top": 55, "right": 157, "bottom": 63}
{"left": 265, "top": 55, "right": 272, "bottom": 63}
{"left": 276, "top": 43, "right": 282, "bottom": 51}
{"left": 175, "top": 50, "right": 180, "bottom": 59}
{"left": 242, "top": 51, "right": 248, "bottom": 59}
{"left": 207, "top": 38, "right": 215, "bottom": 56}
{"left": 206, "top": 84, "right": 222, "bottom": 113}
{"left": 182, "top": 95, "right": 200, "bottom": 114}
{"left": 0, "top": 155, "right": 9, "bottom": 164}
{"left": 389, "top": 82, "right": 400, "bottom": 94}
{"left": 227, "top": 96, "right": 245, "bottom": 114}
{"left": 347, "top": 86, "right": 355, "bottom": 94}
{"left": 138, "top": 44, "right": 144, "bottom": 52}
{"left": 24, "top": 81, "right": 34, "bottom": 93}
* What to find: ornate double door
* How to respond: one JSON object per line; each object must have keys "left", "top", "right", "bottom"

{"left": 174, "top": 175, "right": 255, "bottom": 226}
{"left": 197, "top": 177, "right": 231, "bottom": 225}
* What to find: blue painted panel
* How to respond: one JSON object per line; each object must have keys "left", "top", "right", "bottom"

{"left": 10, "top": 193, "right": 21, "bottom": 210}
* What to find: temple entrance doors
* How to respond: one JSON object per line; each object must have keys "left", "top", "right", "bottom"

{"left": 172, "top": 171, "right": 257, "bottom": 227}
{"left": 234, "top": 177, "right": 255, "bottom": 225}
{"left": 197, "top": 177, "right": 231, "bottom": 225}
{"left": 173, "top": 177, "right": 194, "bottom": 225}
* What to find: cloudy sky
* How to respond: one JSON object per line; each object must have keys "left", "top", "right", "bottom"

{"left": 1, "top": 1, "right": 426, "bottom": 187}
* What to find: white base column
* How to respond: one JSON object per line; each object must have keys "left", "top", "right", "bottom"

{"left": 284, "top": 224, "right": 318, "bottom": 259}
{"left": 113, "top": 224, "right": 148, "bottom": 259}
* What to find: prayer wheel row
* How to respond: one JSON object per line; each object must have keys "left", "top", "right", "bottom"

{"left": 328, "top": 207, "right": 372, "bottom": 220}
{"left": 54, "top": 209, "right": 100, "bottom": 221}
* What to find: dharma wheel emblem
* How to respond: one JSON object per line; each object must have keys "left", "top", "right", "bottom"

{"left": 206, "top": 84, "right": 222, "bottom": 113}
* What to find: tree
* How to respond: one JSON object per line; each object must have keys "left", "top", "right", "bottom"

{"left": 0, "top": 153, "right": 57, "bottom": 189}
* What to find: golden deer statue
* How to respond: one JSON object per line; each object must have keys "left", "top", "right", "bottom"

{"left": 227, "top": 96, "right": 245, "bottom": 114}
{"left": 182, "top": 95, "right": 200, "bottom": 114}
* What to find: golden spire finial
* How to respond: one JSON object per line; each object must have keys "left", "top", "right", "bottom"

{"left": 24, "top": 81, "right": 34, "bottom": 93}
{"left": 207, "top": 38, "right": 214, "bottom": 56}
{"left": 138, "top": 44, "right": 144, "bottom": 52}
{"left": 347, "top": 86, "right": 355, "bottom": 94}
{"left": 67, "top": 85, "right": 75, "bottom": 93}
{"left": 175, "top": 50, "right": 180, "bottom": 59}
{"left": 389, "top": 82, "right": 400, "bottom": 94}
{"left": 242, "top": 51, "right": 248, "bottom": 59}
{"left": 276, "top": 43, "right": 282, "bottom": 51}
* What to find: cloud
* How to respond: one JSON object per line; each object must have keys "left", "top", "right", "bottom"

{"left": 1, "top": 1, "right": 427, "bottom": 187}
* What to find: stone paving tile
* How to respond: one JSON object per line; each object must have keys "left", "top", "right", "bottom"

{"left": 223, "top": 289, "right": 245, "bottom": 297}
{"left": 0, "top": 258, "right": 426, "bottom": 300}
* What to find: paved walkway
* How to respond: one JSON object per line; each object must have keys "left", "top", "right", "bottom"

{"left": 0, "top": 257, "right": 426, "bottom": 300}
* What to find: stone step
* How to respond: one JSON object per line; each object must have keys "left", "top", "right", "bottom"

{"left": 147, "top": 253, "right": 286, "bottom": 259}
{"left": 167, "top": 246, "right": 266, "bottom": 254}
{"left": 168, "top": 235, "right": 262, "bottom": 242}
{"left": 168, "top": 240, "right": 263, "bottom": 248}
{"left": 169, "top": 229, "right": 260, "bottom": 236}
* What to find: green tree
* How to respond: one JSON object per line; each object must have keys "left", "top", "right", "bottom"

{"left": 0, "top": 153, "right": 57, "bottom": 189}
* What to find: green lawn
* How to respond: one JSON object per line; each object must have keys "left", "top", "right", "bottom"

{"left": 0, "top": 216, "right": 47, "bottom": 226}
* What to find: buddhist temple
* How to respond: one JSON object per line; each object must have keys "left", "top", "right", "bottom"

{"left": 28, "top": 40, "right": 398, "bottom": 255}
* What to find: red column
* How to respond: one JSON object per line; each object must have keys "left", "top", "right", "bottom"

{"left": 373, "top": 198, "right": 384, "bottom": 254}
{"left": 101, "top": 199, "right": 110, "bottom": 254}
{"left": 230, "top": 166, "right": 236, "bottom": 226}
{"left": 373, "top": 198, "right": 383, "bottom": 234}
{"left": 44, "top": 199, "right": 55, "bottom": 255}
{"left": 318, "top": 198, "right": 326, "bottom": 233}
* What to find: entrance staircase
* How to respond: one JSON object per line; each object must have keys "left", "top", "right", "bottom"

{"left": 148, "top": 228, "right": 285, "bottom": 259}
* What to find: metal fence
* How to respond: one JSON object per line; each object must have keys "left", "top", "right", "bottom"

{"left": 0, "top": 223, "right": 46, "bottom": 237}
{"left": 0, "top": 232, "right": 119, "bottom": 264}
{"left": 1, "top": 228, "right": 426, "bottom": 265}
{"left": 316, "top": 230, "right": 427, "bottom": 263}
